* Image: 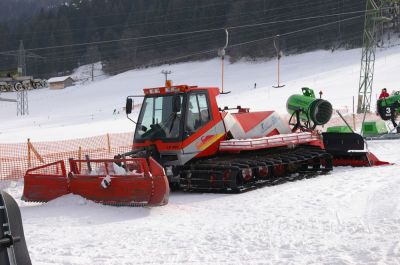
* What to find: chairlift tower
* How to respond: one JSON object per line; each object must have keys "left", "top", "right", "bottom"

{"left": 357, "top": 0, "right": 397, "bottom": 113}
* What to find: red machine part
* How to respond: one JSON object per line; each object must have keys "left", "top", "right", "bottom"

{"left": 22, "top": 161, "right": 69, "bottom": 202}
{"left": 219, "top": 132, "right": 322, "bottom": 152}
{"left": 332, "top": 152, "right": 391, "bottom": 167}
{"left": 22, "top": 157, "right": 169, "bottom": 206}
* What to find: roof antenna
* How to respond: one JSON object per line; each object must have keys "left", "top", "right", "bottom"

{"left": 218, "top": 29, "right": 230, "bottom": 94}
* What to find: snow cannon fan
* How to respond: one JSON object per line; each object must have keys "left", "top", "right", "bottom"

{"left": 287, "top": 87, "right": 333, "bottom": 131}
{"left": 0, "top": 191, "right": 32, "bottom": 265}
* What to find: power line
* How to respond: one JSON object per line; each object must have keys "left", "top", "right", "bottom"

{"left": 37, "top": 16, "right": 362, "bottom": 65}
{"left": 91, "top": 14, "right": 365, "bottom": 79}
{"left": 9, "top": 12, "right": 364, "bottom": 69}
{"left": 16, "top": 0, "right": 332, "bottom": 27}
{"left": 2, "top": 8, "right": 374, "bottom": 54}
{"left": 228, "top": 15, "right": 364, "bottom": 48}
{"left": 5, "top": 0, "right": 362, "bottom": 41}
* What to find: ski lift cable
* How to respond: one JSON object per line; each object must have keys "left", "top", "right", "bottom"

{"left": 90, "top": 15, "right": 364, "bottom": 79}
{"left": 1, "top": 7, "right": 380, "bottom": 54}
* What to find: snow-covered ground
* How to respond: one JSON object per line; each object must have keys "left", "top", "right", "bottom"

{"left": 1, "top": 45, "right": 400, "bottom": 264}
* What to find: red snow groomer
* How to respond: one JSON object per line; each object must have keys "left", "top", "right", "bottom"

{"left": 23, "top": 84, "right": 389, "bottom": 205}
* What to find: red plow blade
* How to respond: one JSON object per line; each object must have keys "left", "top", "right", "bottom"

{"left": 23, "top": 157, "right": 169, "bottom": 206}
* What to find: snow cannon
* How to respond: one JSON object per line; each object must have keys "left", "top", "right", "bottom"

{"left": 287, "top": 87, "right": 333, "bottom": 128}
{"left": 376, "top": 92, "right": 400, "bottom": 130}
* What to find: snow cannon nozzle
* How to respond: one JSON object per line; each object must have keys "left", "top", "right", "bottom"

{"left": 287, "top": 88, "right": 333, "bottom": 126}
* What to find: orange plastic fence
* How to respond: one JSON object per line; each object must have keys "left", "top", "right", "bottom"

{"left": 0, "top": 132, "right": 134, "bottom": 180}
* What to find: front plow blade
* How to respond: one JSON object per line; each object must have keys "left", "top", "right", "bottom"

{"left": 322, "top": 132, "right": 390, "bottom": 167}
{"left": 23, "top": 161, "right": 69, "bottom": 202}
{"left": 23, "top": 157, "right": 169, "bottom": 206}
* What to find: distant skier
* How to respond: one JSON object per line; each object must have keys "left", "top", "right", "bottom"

{"left": 254, "top": 83, "right": 257, "bottom": 89}
{"left": 379, "top": 88, "right": 390, "bottom": 99}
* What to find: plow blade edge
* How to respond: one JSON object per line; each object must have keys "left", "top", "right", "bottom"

{"left": 23, "top": 157, "right": 169, "bottom": 206}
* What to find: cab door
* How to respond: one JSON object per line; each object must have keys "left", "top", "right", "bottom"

{"left": 181, "top": 91, "right": 225, "bottom": 163}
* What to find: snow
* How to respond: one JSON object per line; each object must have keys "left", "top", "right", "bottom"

{"left": 1, "top": 45, "right": 400, "bottom": 264}
{"left": 1, "top": 46, "right": 400, "bottom": 142}
{"left": 47, "top": 76, "right": 74, "bottom": 83}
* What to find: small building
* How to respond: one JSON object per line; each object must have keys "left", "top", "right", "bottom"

{"left": 48, "top": 76, "right": 75, "bottom": 89}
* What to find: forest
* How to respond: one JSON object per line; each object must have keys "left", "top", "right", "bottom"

{"left": 0, "top": 0, "right": 367, "bottom": 78}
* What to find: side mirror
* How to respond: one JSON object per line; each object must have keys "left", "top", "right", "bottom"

{"left": 172, "top": 95, "right": 181, "bottom": 113}
{"left": 126, "top": 98, "right": 133, "bottom": 114}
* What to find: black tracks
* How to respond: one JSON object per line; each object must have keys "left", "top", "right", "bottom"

{"left": 178, "top": 145, "right": 333, "bottom": 192}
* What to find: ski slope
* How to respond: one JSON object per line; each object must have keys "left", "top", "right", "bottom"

{"left": 1, "top": 45, "right": 400, "bottom": 142}
{"left": 0, "top": 46, "right": 400, "bottom": 264}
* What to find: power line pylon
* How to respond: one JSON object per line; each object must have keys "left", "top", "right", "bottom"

{"left": 17, "top": 40, "right": 27, "bottom": 76}
{"left": 357, "top": 0, "right": 397, "bottom": 113}
{"left": 0, "top": 40, "right": 44, "bottom": 76}
{"left": 17, "top": 90, "right": 29, "bottom": 116}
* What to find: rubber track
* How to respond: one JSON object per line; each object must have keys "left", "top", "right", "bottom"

{"left": 178, "top": 145, "right": 333, "bottom": 192}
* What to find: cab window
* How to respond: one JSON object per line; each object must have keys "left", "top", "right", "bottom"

{"left": 186, "top": 93, "right": 211, "bottom": 135}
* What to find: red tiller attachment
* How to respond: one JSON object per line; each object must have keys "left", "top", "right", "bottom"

{"left": 322, "top": 132, "right": 391, "bottom": 167}
{"left": 23, "top": 157, "right": 169, "bottom": 206}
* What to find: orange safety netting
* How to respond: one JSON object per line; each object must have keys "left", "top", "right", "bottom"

{"left": 0, "top": 132, "right": 134, "bottom": 180}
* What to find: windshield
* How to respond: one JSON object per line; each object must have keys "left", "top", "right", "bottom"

{"left": 135, "top": 94, "right": 183, "bottom": 140}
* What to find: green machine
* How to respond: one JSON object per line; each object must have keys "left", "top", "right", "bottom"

{"left": 376, "top": 92, "right": 400, "bottom": 130}
{"left": 286, "top": 88, "right": 385, "bottom": 165}
{"left": 362, "top": 120, "right": 388, "bottom": 137}
{"left": 286, "top": 87, "right": 333, "bottom": 130}
{"left": 326, "top": 126, "right": 353, "bottom": 133}
{"left": 359, "top": 91, "right": 400, "bottom": 139}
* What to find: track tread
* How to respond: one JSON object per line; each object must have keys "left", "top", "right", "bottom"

{"left": 178, "top": 146, "right": 333, "bottom": 192}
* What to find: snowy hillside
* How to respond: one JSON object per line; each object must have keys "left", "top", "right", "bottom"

{"left": 1, "top": 45, "right": 400, "bottom": 264}
{"left": 1, "top": 45, "right": 400, "bottom": 142}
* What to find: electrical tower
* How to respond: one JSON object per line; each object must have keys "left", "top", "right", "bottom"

{"left": 17, "top": 40, "right": 27, "bottom": 76}
{"left": 17, "top": 90, "right": 29, "bottom": 116}
{"left": 357, "top": 0, "right": 397, "bottom": 113}
{"left": 0, "top": 40, "right": 44, "bottom": 77}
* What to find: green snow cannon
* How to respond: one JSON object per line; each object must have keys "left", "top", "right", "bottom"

{"left": 287, "top": 87, "right": 333, "bottom": 126}
{"left": 376, "top": 92, "right": 400, "bottom": 127}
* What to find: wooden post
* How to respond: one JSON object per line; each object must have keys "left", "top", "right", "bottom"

{"left": 78, "top": 146, "right": 82, "bottom": 171}
{"left": 221, "top": 57, "right": 225, "bottom": 94}
{"left": 26, "top": 138, "right": 45, "bottom": 166}
{"left": 352, "top": 96, "right": 356, "bottom": 131}
{"left": 27, "top": 138, "right": 31, "bottom": 168}
{"left": 106, "top": 134, "right": 111, "bottom": 153}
